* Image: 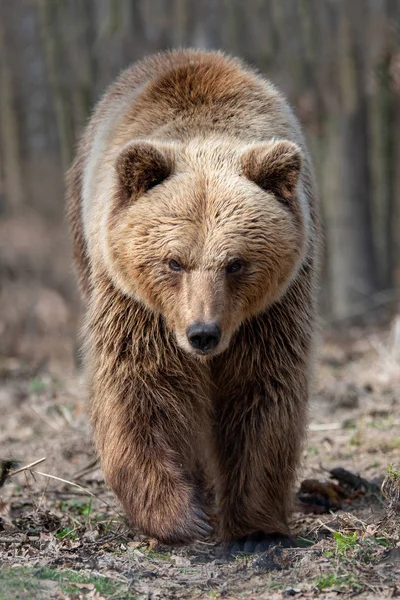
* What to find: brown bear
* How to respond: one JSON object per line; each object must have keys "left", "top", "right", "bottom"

{"left": 66, "top": 49, "right": 320, "bottom": 553}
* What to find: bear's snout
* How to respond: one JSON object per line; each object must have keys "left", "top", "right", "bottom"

{"left": 186, "top": 322, "right": 221, "bottom": 353}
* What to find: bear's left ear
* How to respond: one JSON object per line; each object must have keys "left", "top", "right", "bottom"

{"left": 115, "top": 141, "right": 174, "bottom": 202}
{"left": 241, "top": 140, "right": 302, "bottom": 202}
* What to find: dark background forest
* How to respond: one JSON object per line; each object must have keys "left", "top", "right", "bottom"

{"left": 1, "top": 0, "right": 400, "bottom": 369}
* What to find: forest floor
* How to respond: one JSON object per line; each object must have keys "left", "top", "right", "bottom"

{"left": 1, "top": 322, "right": 400, "bottom": 599}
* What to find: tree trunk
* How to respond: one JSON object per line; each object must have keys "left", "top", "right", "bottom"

{"left": 324, "top": 2, "right": 378, "bottom": 319}
{"left": 0, "top": 12, "right": 24, "bottom": 213}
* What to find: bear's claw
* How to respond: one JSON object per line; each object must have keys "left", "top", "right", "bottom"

{"left": 229, "top": 532, "right": 296, "bottom": 555}
{"left": 192, "top": 507, "right": 213, "bottom": 538}
{"left": 193, "top": 507, "right": 211, "bottom": 522}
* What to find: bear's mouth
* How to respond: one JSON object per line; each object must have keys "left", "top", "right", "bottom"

{"left": 189, "top": 346, "right": 223, "bottom": 360}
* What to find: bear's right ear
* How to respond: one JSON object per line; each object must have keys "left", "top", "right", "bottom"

{"left": 115, "top": 141, "right": 174, "bottom": 202}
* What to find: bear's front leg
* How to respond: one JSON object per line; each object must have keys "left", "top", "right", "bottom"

{"left": 96, "top": 402, "right": 212, "bottom": 543}
{"left": 214, "top": 377, "right": 307, "bottom": 553}
{"left": 85, "top": 292, "right": 212, "bottom": 544}
{"left": 211, "top": 296, "right": 313, "bottom": 554}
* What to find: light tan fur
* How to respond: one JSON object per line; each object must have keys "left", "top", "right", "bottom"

{"left": 66, "top": 49, "right": 320, "bottom": 547}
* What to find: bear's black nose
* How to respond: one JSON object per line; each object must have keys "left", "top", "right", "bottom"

{"left": 186, "top": 323, "right": 221, "bottom": 352}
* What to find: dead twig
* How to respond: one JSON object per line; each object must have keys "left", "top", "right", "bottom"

{"left": 317, "top": 519, "right": 337, "bottom": 535}
{"left": 9, "top": 457, "right": 46, "bottom": 477}
{"left": 309, "top": 423, "right": 341, "bottom": 431}
{"left": 32, "top": 470, "right": 124, "bottom": 519}
{"left": 0, "top": 535, "right": 27, "bottom": 544}
{"left": 72, "top": 457, "right": 100, "bottom": 480}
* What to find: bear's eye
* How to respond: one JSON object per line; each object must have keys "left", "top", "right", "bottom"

{"left": 226, "top": 260, "right": 244, "bottom": 274}
{"left": 168, "top": 259, "right": 183, "bottom": 272}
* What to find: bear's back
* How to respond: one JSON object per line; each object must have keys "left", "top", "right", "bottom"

{"left": 98, "top": 50, "right": 302, "bottom": 146}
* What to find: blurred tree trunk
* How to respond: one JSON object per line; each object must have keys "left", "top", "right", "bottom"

{"left": 368, "top": 0, "right": 398, "bottom": 293}
{"left": 0, "top": 13, "right": 24, "bottom": 213}
{"left": 324, "top": 2, "right": 378, "bottom": 319}
{"left": 387, "top": 1, "right": 400, "bottom": 307}
{"left": 39, "top": 0, "right": 74, "bottom": 171}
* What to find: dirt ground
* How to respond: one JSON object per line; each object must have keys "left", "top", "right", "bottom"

{"left": 1, "top": 314, "right": 400, "bottom": 599}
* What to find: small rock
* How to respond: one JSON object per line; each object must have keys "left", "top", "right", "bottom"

{"left": 211, "top": 558, "right": 229, "bottom": 565}
{"left": 83, "top": 530, "right": 99, "bottom": 542}
{"left": 171, "top": 555, "right": 191, "bottom": 567}
{"left": 252, "top": 547, "right": 290, "bottom": 572}
{"left": 381, "top": 547, "right": 400, "bottom": 563}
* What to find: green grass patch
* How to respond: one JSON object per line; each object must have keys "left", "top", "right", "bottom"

{"left": 387, "top": 464, "right": 400, "bottom": 478}
{"left": 0, "top": 567, "right": 44, "bottom": 599}
{"left": 333, "top": 531, "right": 359, "bottom": 555}
{"left": 142, "top": 549, "right": 171, "bottom": 561}
{"left": 28, "top": 378, "right": 47, "bottom": 394}
{"left": 35, "top": 567, "right": 123, "bottom": 596}
{"left": 60, "top": 498, "right": 92, "bottom": 515}
{"left": 314, "top": 573, "right": 339, "bottom": 590}
{"left": 54, "top": 527, "right": 78, "bottom": 540}
{"left": 0, "top": 566, "right": 129, "bottom": 599}
{"left": 314, "top": 572, "right": 361, "bottom": 592}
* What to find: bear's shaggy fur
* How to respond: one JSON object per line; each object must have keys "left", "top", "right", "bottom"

{"left": 66, "top": 49, "right": 320, "bottom": 549}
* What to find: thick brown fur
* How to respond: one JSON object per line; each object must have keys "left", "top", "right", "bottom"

{"left": 66, "top": 49, "right": 320, "bottom": 546}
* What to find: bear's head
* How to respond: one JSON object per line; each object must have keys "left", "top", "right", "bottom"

{"left": 105, "top": 137, "right": 309, "bottom": 358}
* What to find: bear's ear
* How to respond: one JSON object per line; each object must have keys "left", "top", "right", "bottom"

{"left": 241, "top": 140, "right": 302, "bottom": 202}
{"left": 115, "top": 141, "right": 174, "bottom": 201}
